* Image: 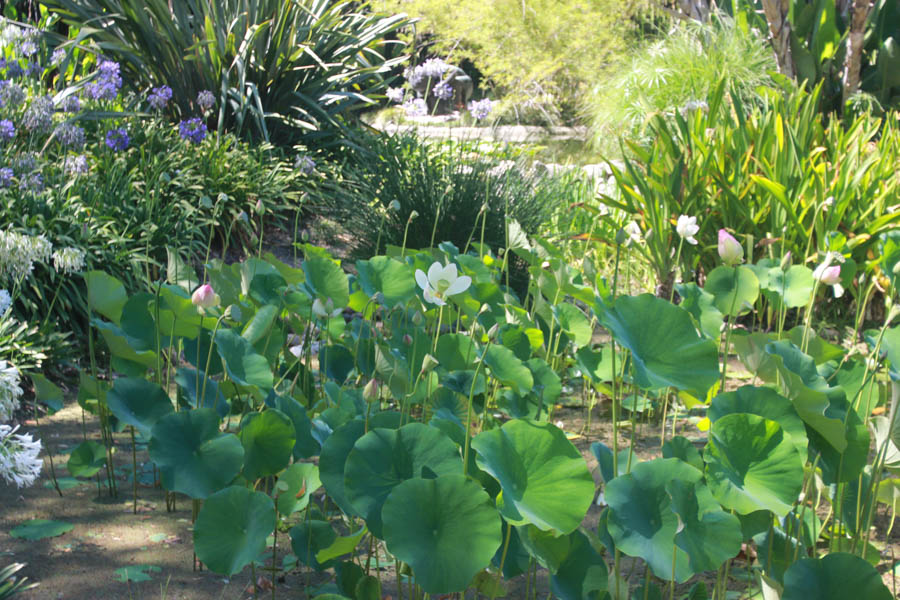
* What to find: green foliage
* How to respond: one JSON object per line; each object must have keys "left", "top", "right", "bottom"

{"left": 385, "top": 0, "right": 631, "bottom": 124}
{"left": 588, "top": 14, "right": 776, "bottom": 150}
{"left": 44, "top": 0, "right": 411, "bottom": 146}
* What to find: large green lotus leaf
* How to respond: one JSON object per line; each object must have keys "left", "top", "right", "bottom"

{"left": 435, "top": 334, "right": 478, "bottom": 372}
{"left": 30, "top": 372, "right": 63, "bottom": 414}
{"left": 240, "top": 304, "right": 278, "bottom": 346}
{"left": 319, "top": 344, "right": 355, "bottom": 384}
{"left": 882, "top": 324, "right": 900, "bottom": 381}
{"left": 782, "top": 553, "right": 892, "bottom": 600}
{"left": 319, "top": 420, "right": 367, "bottom": 517}
{"left": 119, "top": 293, "right": 158, "bottom": 352}
{"left": 343, "top": 423, "right": 462, "bottom": 538}
{"left": 826, "top": 358, "right": 884, "bottom": 417}
{"left": 106, "top": 377, "right": 173, "bottom": 438}
{"left": 709, "top": 386, "right": 808, "bottom": 462}
{"left": 667, "top": 478, "right": 742, "bottom": 573}
{"left": 94, "top": 320, "right": 157, "bottom": 367}
{"left": 552, "top": 303, "right": 593, "bottom": 348}
{"left": 524, "top": 358, "right": 562, "bottom": 406}
{"left": 304, "top": 254, "right": 349, "bottom": 309}
{"left": 804, "top": 389, "right": 870, "bottom": 484}
{"left": 753, "top": 525, "right": 802, "bottom": 583}
{"left": 472, "top": 420, "right": 594, "bottom": 533}
{"left": 661, "top": 436, "right": 704, "bottom": 471}
{"left": 10, "top": 519, "right": 73, "bottom": 540}
{"left": 731, "top": 331, "right": 778, "bottom": 380}
{"left": 149, "top": 408, "right": 244, "bottom": 499}
{"left": 549, "top": 529, "right": 609, "bottom": 600}
{"left": 84, "top": 270, "right": 127, "bottom": 324}
{"left": 763, "top": 265, "right": 814, "bottom": 309}
{"left": 214, "top": 329, "right": 273, "bottom": 390}
{"left": 239, "top": 410, "right": 295, "bottom": 481}
{"left": 174, "top": 367, "right": 229, "bottom": 418}
{"left": 676, "top": 282, "right": 724, "bottom": 340}
{"left": 356, "top": 256, "right": 416, "bottom": 309}
{"left": 483, "top": 345, "right": 533, "bottom": 396}
{"left": 381, "top": 474, "right": 502, "bottom": 595}
{"left": 605, "top": 458, "right": 700, "bottom": 582}
{"left": 704, "top": 413, "right": 803, "bottom": 516}
{"left": 574, "top": 345, "right": 619, "bottom": 383}
{"left": 194, "top": 486, "right": 275, "bottom": 576}
{"left": 276, "top": 462, "right": 321, "bottom": 516}
{"left": 316, "top": 526, "right": 368, "bottom": 564}
{"left": 516, "top": 524, "right": 572, "bottom": 573}
{"left": 595, "top": 294, "right": 719, "bottom": 396}
{"left": 67, "top": 440, "right": 107, "bottom": 478}
{"left": 784, "top": 326, "right": 844, "bottom": 365}
{"left": 273, "top": 394, "right": 319, "bottom": 459}
{"left": 184, "top": 329, "right": 224, "bottom": 376}
{"left": 290, "top": 520, "right": 337, "bottom": 571}
{"left": 704, "top": 265, "right": 759, "bottom": 317}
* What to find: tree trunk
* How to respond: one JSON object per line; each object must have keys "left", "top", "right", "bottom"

{"left": 842, "top": 0, "right": 874, "bottom": 105}
{"left": 676, "top": 0, "right": 711, "bottom": 22}
{"left": 761, "top": 0, "right": 795, "bottom": 79}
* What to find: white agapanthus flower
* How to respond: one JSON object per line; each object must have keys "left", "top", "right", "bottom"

{"left": 0, "top": 230, "right": 52, "bottom": 281}
{"left": 0, "top": 289, "right": 10, "bottom": 316}
{"left": 0, "top": 424, "right": 42, "bottom": 488}
{"left": 52, "top": 247, "right": 86, "bottom": 273}
{"left": 676, "top": 215, "right": 699, "bottom": 245}
{"left": 415, "top": 262, "right": 472, "bottom": 306}
{"left": 0, "top": 361, "right": 23, "bottom": 423}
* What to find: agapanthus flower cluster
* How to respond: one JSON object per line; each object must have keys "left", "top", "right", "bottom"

{"left": 402, "top": 97, "right": 428, "bottom": 118}
{"left": 51, "top": 48, "right": 66, "bottom": 65}
{"left": 467, "top": 98, "right": 493, "bottom": 121}
{"left": 386, "top": 87, "right": 405, "bottom": 103}
{"left": 0, "top": 229, "right": 52, "bottom": 280}
{"left": 25, "top": 62, "right": 42, "bottom": 78}
{"left": 0, "top": 424, "right": 42, "bottom": 488}
{"left": 86, "top": 60, "right": 122, "bottom": 101}
{"left": 295, "top": 155, "right": 316, "bottom": 175}
{"left": 197, "top": 90, "right": 215, "bottom": 111}
{"left": 432, "top": 82, "right": 453, "bottom": 101}
{"left": 105, "top": 127, "right": 129, "bottom": 151}
{"left": 18, "top": 172, "right": 43, "bottom": 193}
{"left": 22, "top": 96, "right": 53, "bottom": 132}
{"left": 147, "top": 85, "right": 173, "bottom": 110}
{"left": 5, "top": 62, "right": 23, "bottom": 79}
{"left": 61, "top": 95, "right": 80, "bottom": 113}
{"left": 63, "top": 154, "right": 89, "bottom": 176}
{"left": 0, "top": 290, "right": 10, "bottom": 316}
{"left": 0, "top": 168, "right": 11, "bottom": 188}
{"left": 0, "top": 81, "right": 25, "bottom": 108}
{"left": 178, "top": 118, "right": 207, "bottom": 144}
{"left": 52, "top": 247, "right": 86, "bottom": 273}
{"left": 13, "top": 153, "right": 37, "bottom": 174}
{"left": 18, "top": 39, "right": 37, "bottom": 58}
{"left": 54, "top": 122, "right": 85, "bottom": 149}
{"left": 405, "top": 59, "right": 450, "bottom": 88}
{"left": 0, "top": 119, "right": 14, "bottom": 141}
{"left": 0, "top": 23, "right": 24, "bottom": 46}
{"left": 0, "top": 361, "right": 23, "bottom": 423}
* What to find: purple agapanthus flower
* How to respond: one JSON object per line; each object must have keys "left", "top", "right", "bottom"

{"left": 18, "top": 40, "right": 38, "bottom": 57}
{"left": 420, "top": 58, "right": 448, "bottom": 79}
{"left": 86, "top": 60, "right": 122, "bottom": 101}
{"left": 178, "top": 118, "right": 207, "bottom": 144}
{"left": 61, "top": 95, "right": 80, "bottom": 113}
{"left": 51, "top": 48, "right": 66, "bottom": 65}
{"left": 386, "top": 87, "right": 405, "bottom": 103}
{"left": 54, "top": 123, "right": 85, "bottom": 149}
{"left": 6, "top": 62, "right": 23, "bottom": 79}
{"left": 432, "top": 82, "right": 453, "bottom": 101}
{"left": 22, "top": 96, "right": 53, "bottom": 132}
{"left": 105, "top": 128, "right": 129, "bottom": 151}
{"left": 18, "top": 172, "right": 43, "bottom": 193}
{"left": 63, "top": 154, "right": 89, "bottom": 176}
{"left": 0, "top": 168, "right": 12, "bottom": 188}
{"left": 25, "top": 62, "right": 42, "bottom": 78}
{"left": 196, "top": 90, "right": 215, "bottom": 111}
{"left": 295, "top": 155, "right": 316, "bottom": 175}
{"left": 0, "top": 120, "right": 15, "bottom": 141}
{"left": 148, "top": 85, "right": 173, "bottom": 110}
{"left": 402, "top": 98, "right": 428, "bottom": 118}
{"left": 467, "top": 98, "right": 493, "bottom": 121}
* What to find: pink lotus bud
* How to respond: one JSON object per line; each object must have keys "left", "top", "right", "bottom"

{"left": 717, "top": 229, "right": 743, "bottom": 265}
{"left": 813, "top": 264, "right": 842, "bottom": 286}
{"left": 191, "top": 284, "right": 220, "bottom": 309}
{"left": 363, "top": 379, "right": 380, "bottom": 403}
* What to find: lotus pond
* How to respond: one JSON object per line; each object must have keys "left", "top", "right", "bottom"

{"left": 3, "top": 224, "right": 900, "bottom": 600}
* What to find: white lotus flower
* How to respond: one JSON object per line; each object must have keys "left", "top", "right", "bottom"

{"left": 415, "top": 262, "right": 472, "bottom": 306}
{"left": 676, "top": 215, "right": 699, "bottom": 245}
{"left": 312, "top": 298, "right": 342, "bottom": 319}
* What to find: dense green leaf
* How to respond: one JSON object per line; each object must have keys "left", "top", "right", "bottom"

{"left": 194, "top": 486, "right": 275, "bottom": 576}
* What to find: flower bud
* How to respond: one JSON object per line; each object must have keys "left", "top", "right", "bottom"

{"left": 402, "top": 334, "right": 413, "bottom": 346}
{"left": 389, "top": 200, "right": 401, "bottom": 212}
{"left": 409, "top": 210, "right": 419, "bottom": 221}
{"left": 420, "top": 353, "right": 439, "bottom": 374}
{"left": 191, "top": 283, "right": 220, "bottom": 310}
{"left": 255, "top": 198, "right": 264, "bottom": 215}
{"left": 615, "top": 228, "right": 627, "bottom": 245}
{"left": 412, "top": 311, "right": 424, "bottom": 326}
{"left": 813, "top": 264, "right": 842, "bottom": 286}
{"left": 779, "top": 251, "right": 792, "bottom": 271}
{"left": 363, "top": 379, "right": 381, "bottom": 403}
{"left": 717, "top": 229, "right": 743, "bottom": 266}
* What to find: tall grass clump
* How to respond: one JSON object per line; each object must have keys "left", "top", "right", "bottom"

{"left": 588, "top": 14, "right": 776, "bottom": 152}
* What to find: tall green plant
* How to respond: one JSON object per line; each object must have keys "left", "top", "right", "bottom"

{"left": 42, "top": 0, "right": 411, "bottom": 146}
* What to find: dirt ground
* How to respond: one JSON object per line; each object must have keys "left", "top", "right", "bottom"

{"left": 3, "top": 386, "right": 900, "bottom": 599}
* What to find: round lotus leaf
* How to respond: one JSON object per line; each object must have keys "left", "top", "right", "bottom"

{"left": 67, "top": 440, "right": 107, "bottom": 478}
{"left": 472, "top": 419, "right": 594, "bottom": 534}
{"left": 704, "top": 413, "right": 803, "bottom": 517}
{"left": 595, "top": 293, "right": 719, "bottom": 397}
{"left": 239, "top": 409, "right": 295, "bottom": 480}
{"left": 483, "top": 345, "right": 533, "bottom": 396}
{"left": 605, "top": 458, "right": 701, "bottom": 582}
{"left": 667, "top": 478, "right": 742, "bottom": 573}
{"left": 435, "top": 334, "right": 478, "bottom": 372}
{"left": 344, "top": 423, "right": 462, "bottom": 538}
{"left": 214, "top": 328, "right": 274, "bottom": 390}
{"left": 704, "top": 265, "right": 759, "bottom": 317}
{"left": 10, "top": 519, "right": 73, "bottom": 540}
{"left": 276, "top": 462, "right": 321, "bottom": 516}
{"left": 290, "top": 520, "right": 337, "bottom": 571}
{"left": 106, "top": 377, "right": 173, "bottom": 438}
{"left": 548, "top": 529, "right": 609, "bottom": 600}
{"left": 194, "top": 485, "right": 275, "bottom": 576}
{"left": 355, "top": 256, "right": 417, "bottom": 309}
{"left": 319, "top": 420, "right": 367, "bottom": 517}
{"left": 149, "top": 408, "right": 244, "bottom": 499}
{"left": 782, "top": 553, "right": 892, "bottom": 600}
{"left": 709, "top": 385, "right": 808, "bottom": 462}
{"left": 381, "top": 474, "right": 502, "bottom": 595}
{"left": 763, "top": 265, "right": 814, "bottom": 309}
